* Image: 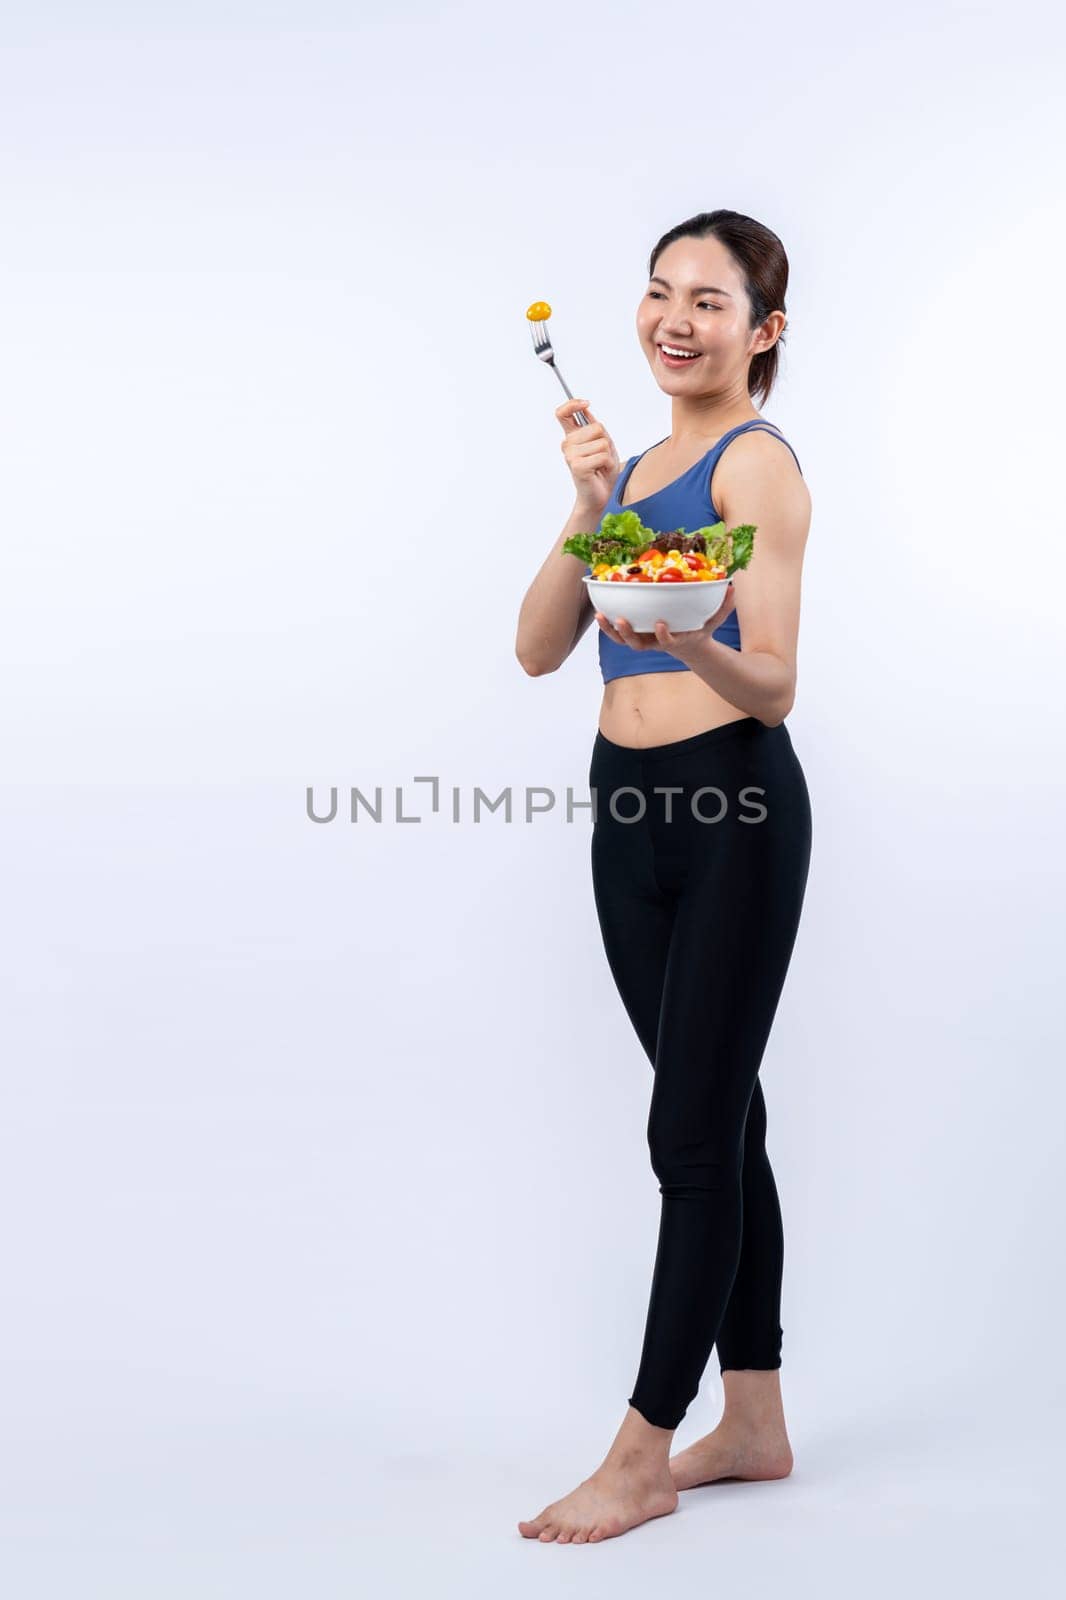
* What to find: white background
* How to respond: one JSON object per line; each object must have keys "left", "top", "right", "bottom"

{"left": 2, "top": 1, "right": 1064, "bottom": 1594}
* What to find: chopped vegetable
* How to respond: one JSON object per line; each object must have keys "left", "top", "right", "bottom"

{"left": 562, "top": 508, "right": 756, "bottom": 580}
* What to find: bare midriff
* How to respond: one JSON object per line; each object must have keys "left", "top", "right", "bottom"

{"left": 598, "top": 669, "right": 749, "bottom": 748}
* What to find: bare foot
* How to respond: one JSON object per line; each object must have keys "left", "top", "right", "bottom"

{"left": 518, "top": 1458, "right": 679, "bottom": 1543}
{"left": 669, "top": 1417, "right": 794, "bottom": 1491}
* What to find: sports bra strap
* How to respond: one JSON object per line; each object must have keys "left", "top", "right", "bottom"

{"left": 713, "top": 420, "right": 802, "bottom": 476}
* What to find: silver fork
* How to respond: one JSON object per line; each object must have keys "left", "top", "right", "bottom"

{"left": 529, "top": 318, "right": 589, "bottom": 426}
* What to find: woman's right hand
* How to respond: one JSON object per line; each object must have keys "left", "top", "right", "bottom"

{"left": 556, "top": 398, "right": 622, "bottom": 519}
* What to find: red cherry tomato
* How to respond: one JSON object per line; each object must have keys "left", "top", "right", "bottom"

{"left": 657, "top": 568, "right": 685, "bottom": 582}
{"left": 684, "top": 555, "right": 702, "bottom": 570}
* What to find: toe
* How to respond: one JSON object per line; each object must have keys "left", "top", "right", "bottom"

{"left": 519, "top": 1508, "right": 549, "bottom": 1536}
{"left": 538, "top": 1524, "right": 556, "bottom": 1541}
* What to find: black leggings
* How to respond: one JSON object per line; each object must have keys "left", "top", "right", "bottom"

{"left": 588, "top": 714, "right": 813, "bottom": 1431}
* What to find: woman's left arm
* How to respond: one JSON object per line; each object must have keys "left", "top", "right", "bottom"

{"left": 595, "top": 435, "right": 811, "bottom": 727}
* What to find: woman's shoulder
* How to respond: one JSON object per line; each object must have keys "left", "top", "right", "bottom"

{"left": 711, "top": 420, "right": 810, "bottom": 527}
{"left": 715, "top": 418, "right": 804, "bottom": 481}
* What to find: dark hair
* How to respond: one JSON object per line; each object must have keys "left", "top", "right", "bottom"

{"left": 648, "top": 210, "right": 789, "bottom": 406}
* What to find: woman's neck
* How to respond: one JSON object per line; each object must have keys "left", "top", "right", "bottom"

{"left": 668, "top": 388, "right": 760, "bottom": 446}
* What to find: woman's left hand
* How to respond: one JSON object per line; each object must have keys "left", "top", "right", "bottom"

{"left": 594, "top": 582, "right": 735, "bottom": 665}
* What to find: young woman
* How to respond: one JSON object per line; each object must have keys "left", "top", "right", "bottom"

{"left": 515, "top": 210, "right": 813, "bottom": 1545}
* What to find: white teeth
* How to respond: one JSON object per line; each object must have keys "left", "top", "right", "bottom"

{"left": 661, "top": 345, "right": 699, "bottom": 358}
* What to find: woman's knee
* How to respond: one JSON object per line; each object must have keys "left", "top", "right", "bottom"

{"left": 646, "top": 1120, "right": 744, "bottom": 1196}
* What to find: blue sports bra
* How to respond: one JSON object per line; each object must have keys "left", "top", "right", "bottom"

{"left": 585, "top": 419, "right": 803, "bottom": 684}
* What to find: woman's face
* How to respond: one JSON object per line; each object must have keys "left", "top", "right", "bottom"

{"left": 636, "top": 236, "right": 761, "bottom": 393}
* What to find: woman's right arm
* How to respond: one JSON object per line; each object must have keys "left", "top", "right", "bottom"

{"left": 514, "top": 502, "right": 602, "bottom": 676}
{"left": 515, "top": 399, "right": 623, "bottom": 677}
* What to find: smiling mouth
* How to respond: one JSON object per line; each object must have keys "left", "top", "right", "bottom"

{"left": 658, "top": 345, "right": 703, "bottom": 366}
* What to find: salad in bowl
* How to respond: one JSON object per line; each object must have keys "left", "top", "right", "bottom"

{"left": 562, "top": 509, "right": 757, "bottom": 634}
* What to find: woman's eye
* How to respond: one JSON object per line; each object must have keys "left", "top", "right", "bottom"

{"left": 647, "top": 290, "right": 721, "bottom": 311}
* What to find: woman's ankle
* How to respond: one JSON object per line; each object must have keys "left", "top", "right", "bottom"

{"left": 719, "top": 1368, "right": 786, "bottom": 1429}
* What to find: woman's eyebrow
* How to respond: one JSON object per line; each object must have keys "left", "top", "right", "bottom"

{"left": 649, "top": 275, "right": 734, "bottom": 297}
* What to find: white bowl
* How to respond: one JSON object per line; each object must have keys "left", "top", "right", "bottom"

{"left": 583, "top": 574, "right": 731, "bottom": 633}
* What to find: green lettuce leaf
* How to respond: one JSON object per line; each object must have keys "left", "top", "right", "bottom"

{"left": 686, "top": 521, "right": 757, "bottom": 576}
{"left": 561, "top": 509, "right": 655, "bottom": 567}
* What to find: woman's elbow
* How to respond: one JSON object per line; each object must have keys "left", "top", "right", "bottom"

{"left": 760, "top": 668, "right": 796, "bottom": 726}
{"left": 516, "top": 643, "right": 559, "bottom": 677}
